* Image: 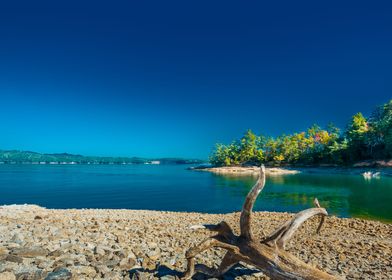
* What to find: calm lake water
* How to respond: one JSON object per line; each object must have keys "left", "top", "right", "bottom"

{"left": 0, "top": 165, "right": 391, "bottom": 222}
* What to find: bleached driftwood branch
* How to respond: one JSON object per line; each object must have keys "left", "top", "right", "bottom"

{"left": 182, "top": 165, "right": 337, "bottom": 280}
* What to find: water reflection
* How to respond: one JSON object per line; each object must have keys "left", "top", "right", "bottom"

{"left": 212, "top": 173, "right": 392, "bottom": 222}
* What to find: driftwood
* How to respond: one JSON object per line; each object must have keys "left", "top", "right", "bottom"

{"left": 182, "top": 165, "right": 337, "bottom": 280}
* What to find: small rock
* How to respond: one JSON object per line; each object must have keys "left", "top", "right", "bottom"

{"left": 0, "top": 272, "right": 16, "bottom": 280}
{"left": 104, "top": 271, "right": 123, "bottom": 280}
{"left": 338, "top": 253, "right": 347, "bottom": 262}
{"left": 95, "top": 264, "right": 111, "bottom": 275}
{"left": 10, "top": 233, "right": 24, "bottom": 244}
{"left": 6, "top": 243, "right": 21, "bottom": 250}
{"left": 37, "top": 260, "right": 55, "bottom": 269}
{"left": 252, "top": 271, "right": 265, "bottom": 277}
{"left": 142, "top": 258, "right": 157, "bottom": 270}
{"left": 147, "top": 242, "right": 158, "bottom": 249}
{"left": 146, "top": 249, "right": 160, "bottom": 261}
{"left": 15, "top": 269, "right": 46, "bottom": 280}
{"left": 94, "top": 245, "right": 106, "bottom": 256}
{"left": 160, "top": 276, "right": 178, "bottom": 280}
{"left": 104, "top": 257, "right": 121, "bottom": 268}
{"left": 119, "top": 256, "right": 137, "bottom": 270}
{"left": 12, "top": 247, "right": 48, "bottom": 258}
{"left": 168, "top": 257, "right": 177, "bottom": 266}
{"left": 72, "top": 265, "right": 97, "bottom": 278}
{"left": 130, "top": 270, "right": 151, "bottom": 280}
{"left": 44, "top": 268, "right": 72, "bottom": 280}
{"left": 0, "top": 246, "right": 9, "bottom": 255}
{"left": 48, "top": 250, "right": 62, "bottom": 258}
{"left": 6, "top": 254, "right": 23, "bottom": 263}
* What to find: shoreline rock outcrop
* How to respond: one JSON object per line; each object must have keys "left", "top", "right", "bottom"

{"left": 196, "top": 165, "right": 392, "bottom": 177}
{"left": 199, "top": 166, "right": 300, "bottom": 176}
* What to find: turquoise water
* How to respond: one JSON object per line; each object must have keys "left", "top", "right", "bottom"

{"left": 0, "top": 165, "right": 391, "bottom": 222}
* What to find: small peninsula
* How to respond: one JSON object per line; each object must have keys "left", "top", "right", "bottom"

{"left": 208, "top": 100, "right": 392, "bottom": 170}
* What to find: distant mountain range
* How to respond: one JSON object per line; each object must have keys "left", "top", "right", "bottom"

{"left": 0, "top": 149, "right": 204, "bottom": 165}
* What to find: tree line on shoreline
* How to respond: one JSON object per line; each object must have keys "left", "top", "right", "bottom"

{"left": 0, "top": 150, "right": 203, "bottom": 165}
{"left": 210, "top": 99, "right": 392, "bottom": 167}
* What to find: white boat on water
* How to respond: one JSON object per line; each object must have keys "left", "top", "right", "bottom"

{"left": 362, "top": 171, "right": 381, "bottom": 179}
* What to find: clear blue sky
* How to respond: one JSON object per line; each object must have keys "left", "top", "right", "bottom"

{"left": 0, "top": 1, "right": 391, "bottom": 159}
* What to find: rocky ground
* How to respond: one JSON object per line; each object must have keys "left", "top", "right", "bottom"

{"left": 0, "top": 205, "right": 391, "bottom": 280}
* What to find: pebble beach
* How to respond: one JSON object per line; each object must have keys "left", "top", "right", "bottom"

{"left": 0, "top": 205, "right": 391, "bottom": 280}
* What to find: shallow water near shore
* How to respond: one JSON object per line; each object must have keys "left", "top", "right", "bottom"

{"left": 0, "top": 164, "right": 391, "bottom": 222}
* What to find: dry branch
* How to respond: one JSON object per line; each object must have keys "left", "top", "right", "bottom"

{"left": 182, "top": 165, "right": 338, "bottom": 280}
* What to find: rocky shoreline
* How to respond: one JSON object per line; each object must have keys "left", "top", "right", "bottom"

{"left": 196, "top": 166, "right": 392, "bottom": 177}
{"left": 0, "top": 205, "right": 391, "bottom": 280}
{"left": 197, "top": 167, "right": 300, "bottom": 176}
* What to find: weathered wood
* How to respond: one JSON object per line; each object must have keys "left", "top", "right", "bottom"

{"left": 182, "top": 165, "right": 339, "bottom": 280}
{"left": 261, "top": 207, "right": 327, "bottom": 249}
{"left": 240, "top": 165, "right": 266, "bottom": 240}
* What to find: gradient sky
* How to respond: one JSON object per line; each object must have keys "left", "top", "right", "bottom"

{"left": 0, "top": 1, "right": 391, "bottom": 159}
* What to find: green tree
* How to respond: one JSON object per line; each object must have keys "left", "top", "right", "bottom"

{"left": 210, "top": 140, "right": 246, "bottom": 166}
{"left": 368, "top": 100, "right": 392, "bottom": 158}
{"left": 209, "top": 143, "right": 227, "bottom": 166}
{"left": 238, "top": 130, "right": 256, "bottom": 163}
{"left": 346, "top": 112, "right": 369, "bottom": 161}
{"left": 346, "top": 113, "right": 368, "bottom": 141}
{"left": 264, "top": 137, "right": 278, "bottom": 163}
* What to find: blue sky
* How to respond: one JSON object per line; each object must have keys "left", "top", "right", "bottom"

{"left": 0, "top": 1, "right": 391, "bottom": 159}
